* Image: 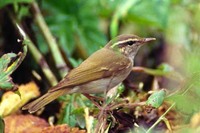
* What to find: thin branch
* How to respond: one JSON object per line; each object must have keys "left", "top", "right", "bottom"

{"left": 25, "top": 36, "right": 58, "bottom": 86}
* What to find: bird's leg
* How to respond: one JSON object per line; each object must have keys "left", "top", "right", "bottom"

{"left": 97, "top": 76, "right": 116, "bottom": 117}
{"left": 83, "top": 94, "right": 103, "bottom": 108}
{"left": 83, "top": 94, "right": 104, "bottom": 102}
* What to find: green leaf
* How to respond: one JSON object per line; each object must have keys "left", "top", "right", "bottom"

{"left": 0, "top": 51, "right": 26, "bottom": 90}
{"left": 58, "top": 94, "right": 89, "bottom": 128}
{"left": 0, "top": 53, "right": 16, "bottom": 71}
{"left": 165, "top": 5, "right": 190, "bottom": 49}
{"left": 157, "top": 63, "right": 173, "bottom": 73}
{"left": 166, "top": 73, "right": 200, "bottom": 114}
{"left": 0, "top": 0, "right": 33, "bottom": 9}
{"left": 71, "top": 108, "right": 85, "bottom": 128}
{"left": 0, "top": 80, "right": 13, "bottom": 89}
{"left": 0, "top": 53, "right": 17, "bottom": 89}
{"left": 71, "top": 107, "right": 84, "bottom": 115}
{"left": 41, "top": 0, "right": 106, "bottom": 57}
{"left": 184, "top": 49, "right": 200, "bottom": 75}
{"left": 17, "top": 6, "right": 31, "bottom": 20}
{"left": 59, "top": 94, "right": 77, "bottom": 127}
{"left": 169, "top": 94, "right": 200, "bottom": 114}
{"left": 146, "top": 89, "right": 166, "bottom": 108}
{"left": 128, "top": 0, "right": 170, "bottom": 29}
{"left": 110, "top": 0, "right": 140, "bottom": 37}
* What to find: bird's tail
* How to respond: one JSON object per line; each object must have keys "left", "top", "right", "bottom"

{"left": 22, "top": 89, "right": 68, "bottom": 113}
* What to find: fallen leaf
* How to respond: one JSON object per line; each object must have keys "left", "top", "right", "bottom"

{"left": 0, "top": 82, "right": 40, "bottom": 117}
{"left": 4, "top": 115, "right": 49, "bottom": 133}
{"left": 4, "top": 115, "right": 86, "bottom": 133}
{"left": 42, "top": 124, "right": 86, "bottom": 133}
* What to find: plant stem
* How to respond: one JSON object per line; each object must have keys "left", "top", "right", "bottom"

{"left": 25, "top": 36, "right": 58, "bottom": 86}
{"left": 9, "top": 11, "right": 58, "bottom": 86}
{"left": 31, "top": 2, "right": 69, "bottom": 78}
{"left": 132, "top": 66, "right": 183, "bottom": 81}
{"left": 146, "top": 102, "right": 176, "bottom": 133}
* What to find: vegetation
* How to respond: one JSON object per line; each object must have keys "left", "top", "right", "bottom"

{"left": 0, "top": 0, "right": 200, "bottom": 132}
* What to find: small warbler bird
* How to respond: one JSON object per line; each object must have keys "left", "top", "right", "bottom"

{"left": 23, "top": 34, "right": 155, "bottom": 113}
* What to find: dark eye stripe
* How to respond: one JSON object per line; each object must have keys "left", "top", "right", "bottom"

{"left": 127, "top": 41, "right": 136, "bottom": 46}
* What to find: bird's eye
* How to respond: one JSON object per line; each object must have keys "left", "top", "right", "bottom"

{"left": 127, "top": 41, "right": 136, "bottom": 46}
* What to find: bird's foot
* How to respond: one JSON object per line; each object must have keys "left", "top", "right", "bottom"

{"left": 83, "top": 94, "right": 104, "bottom": 108}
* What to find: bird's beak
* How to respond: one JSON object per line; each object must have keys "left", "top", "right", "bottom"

{"left": 144, "top": 38, "right": 156, "bottom": 42}
{"left": 141, "top": 38, "right": 156, "bottom": 44}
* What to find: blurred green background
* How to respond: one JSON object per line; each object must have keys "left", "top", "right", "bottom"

{"left": 0, "top": 0, "right": 200, "bottom": 132}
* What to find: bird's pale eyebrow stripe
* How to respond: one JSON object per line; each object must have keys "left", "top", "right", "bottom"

{"left": 111, "top": 38, "right": 138, "bottom": 48}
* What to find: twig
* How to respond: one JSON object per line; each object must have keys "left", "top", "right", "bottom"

{"left": 132, "top": 66, "right": 183, "bottom": 81}
{"left": 110, "top": 101, "right": 146, "bottom": 110}
{"left": 25, "top": 36, "right": 58, "bottom": 86}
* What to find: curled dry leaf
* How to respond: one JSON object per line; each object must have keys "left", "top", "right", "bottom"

{"left": 0, "top": 82, "right": 40, "bottom": 117}
{"left": 4, "top": 114, "right": 86, "bottom": 133}
{"left": 4, "top": 115, "right": 49, "bottom": 133}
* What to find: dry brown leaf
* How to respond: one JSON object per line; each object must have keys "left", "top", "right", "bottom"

{"left": 4, "top": 115, "right": 49, "bottom": 133}
{"left": 42, "top": 124, "right": 86, "bottom": 133}
{"left": 4, "top": 115, "right": 86, "bottom": 133}
{"left": 0, "top": 82, "right": 40, "bottom": 117}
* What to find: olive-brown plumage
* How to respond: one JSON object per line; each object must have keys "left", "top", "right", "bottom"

{"left": 22, "top": 34, "right": 155, "bottom": 113}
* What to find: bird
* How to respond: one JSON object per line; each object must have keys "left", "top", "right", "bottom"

{"left": 22, "top": 34, "right": 156, "bottom": 113}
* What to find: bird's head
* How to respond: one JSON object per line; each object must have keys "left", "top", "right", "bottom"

{"left": 106, "top": 34, "right": 156, "bottom": 59}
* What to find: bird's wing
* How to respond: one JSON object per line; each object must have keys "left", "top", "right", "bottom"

{"left": 49, "top": 48, "right": 132, "bottom": 92}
